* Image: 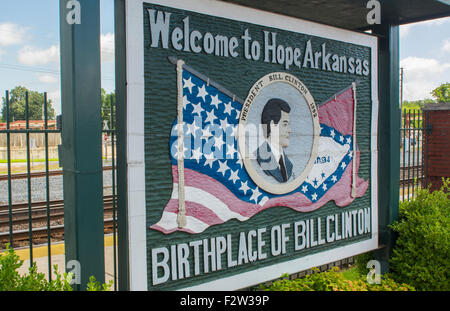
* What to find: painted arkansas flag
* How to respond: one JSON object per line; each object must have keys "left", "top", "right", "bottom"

{"left": 150, "top": 65, "right": 368, "bottom": 234}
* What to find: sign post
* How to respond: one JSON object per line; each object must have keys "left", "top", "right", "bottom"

{"left": 117, "top": 0, "right": 379, "bottom": 291}
{"left": 59, "top": 0, "right": 105, "bottom": 289}
{"left": 372, "top": 24, "right": 400, "bottom": 274}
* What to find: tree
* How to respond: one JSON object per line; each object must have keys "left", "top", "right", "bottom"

{"left": 430, "top": 82, "right": 450, "bottom": 103}
{"left": 101, "top": 88, "right": 115, "bottom": 128}
{"left": 1, "top": 86, "right": 55, "bottom": 122}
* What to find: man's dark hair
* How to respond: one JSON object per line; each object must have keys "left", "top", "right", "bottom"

{"left": 261, "top": 98, "right": 291, "bottom": 138}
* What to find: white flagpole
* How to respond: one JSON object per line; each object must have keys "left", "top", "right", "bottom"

{"left": 351, "top": 82, "right": 357, "bottom": 198}
{"left": 176, "top": 59, "right": 187, "bottom": 228}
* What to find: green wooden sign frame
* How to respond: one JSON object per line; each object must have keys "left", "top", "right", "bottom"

{"left": 115, "top": 0, "right": 382, "bottom": 291}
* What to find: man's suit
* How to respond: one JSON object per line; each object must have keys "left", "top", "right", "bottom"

{"left": 256, "top": 141, "right": 293, "bottom": 183}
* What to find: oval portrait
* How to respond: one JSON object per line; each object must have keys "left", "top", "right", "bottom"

{"left": 238, "top": 73, "right": 320, "bottom": 194}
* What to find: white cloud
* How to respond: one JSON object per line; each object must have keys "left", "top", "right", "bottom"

{"left": 442, "top": 38, "right": 450, "bottom": 53}
{"left": 38, "top": 74, "right": 58, "bottom": 83}
{"left": 401, "top": 57, "right": 450, "bottom": 77}
{"left": 17, "top": 44, "right": 60, "bottom": 65}
{"left": 101, "top": 33, "right": 114, "bottom": 62}
{"left": 400, "top": 56, "right": 450, "bottom": 100}
{"left": 0, "top": 22, "right": 27, "bottom": 46}
{"left": 48, "top": 89, "right": 61, "bottom": 115}
{"left": 400, "top": 24, "right": 412, "bottom": 38}
{"left": 399, "top": 17, "right": 450, "bottom": 38}
{"left": 418, "top": 17, "right": 450, "bottom": 27}
{"left": 15, "top": 33, "right": 113, "bottom": 66}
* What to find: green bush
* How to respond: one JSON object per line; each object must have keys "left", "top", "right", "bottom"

{"left": 259, "top": 267, "right": 414, "bottom": 291}
{"left": 86, "top": 276, "right": 113, "bottom": 291}
{"left": 0, "top": 244, "right": 112, "bottom": 291}
{"left": 0, "top": 244, "right": 73, "bottom": 291}
{"left": 389, "top": 179, "right": 450, "bottom": 291}
{"left": 355, "top": 251, "right": 375, "bottom": 276}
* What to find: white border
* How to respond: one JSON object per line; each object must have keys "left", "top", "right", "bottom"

{"left": 125, "top": 0, "right": 379, "bottom": 291}
{"left": 126, "top": 0, "right": 148, "bottom": 291}
{"left": 185, "top": 239, "right": 377, "bottom": 291}
{"left": 238, "top": 72, "right": 320, "bottom": 194}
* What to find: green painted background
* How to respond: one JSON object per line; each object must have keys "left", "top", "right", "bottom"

{"left": 143, "top": 2, "right": 373, "bottom": 290}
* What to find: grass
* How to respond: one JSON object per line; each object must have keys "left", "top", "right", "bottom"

{"left": 0, "top": 158, "right": 112, "bottom": 174}
{"left": 0, "top": 158, "right": 59, "bottom": 163}
{"left": 340, "top": 266, "right": 361, "bottom": 281}
{"left": 0, "top": 163, "right": 61, "bottom": 175}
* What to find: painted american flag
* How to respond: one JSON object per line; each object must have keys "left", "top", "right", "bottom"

{"left": 150, "top": 66, "right": 368, "bottom": 234}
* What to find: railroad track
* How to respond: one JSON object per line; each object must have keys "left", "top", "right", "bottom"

{"left": 0, "top": 165, "right": 424, "bottom": 246}
{"left": 400, "top": 176, "right": 425, "bottom": 186}
{"left": 400, "top": 165, "right": 422, "bottom": 171}
{"left": 0, "top": 166, "right": 113, "bottom": 181}
{"left": 400, "top": 164, "right": 424, "bottom": 186}
{"left": 0, "top": 196, "right": 117, "bottom": 245}
{"left": 0, "top": 196, "right": 115, "bottom": 227}
{"left": 0, "top": 219, "right": 116, "bottom": 245}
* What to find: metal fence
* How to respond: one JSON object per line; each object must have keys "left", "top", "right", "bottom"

{"left": 0, "top": 90, "right": 118, "bottom": 290}
{"left": 0, "top": 90, "right": 430, "bottom": 288}
{"left": 400, "top": 109, "right": 427, "bottom": 201}
{"left": 102, "top": 96, "right": 118, "bottom": 291}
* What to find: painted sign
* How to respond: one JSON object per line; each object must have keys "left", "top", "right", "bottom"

{"left": 122, "top": 0, "right": 378, "bottom": 290}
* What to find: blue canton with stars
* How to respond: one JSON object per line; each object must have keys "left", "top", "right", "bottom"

{"left": 170, "top": 69, "right": 354, "bottom": 205}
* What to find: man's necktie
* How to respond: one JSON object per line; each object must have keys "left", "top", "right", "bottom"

{"left": 279, "top": 156, "right": 288, "bottom": 182}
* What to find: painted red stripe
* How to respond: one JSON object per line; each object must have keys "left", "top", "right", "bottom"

{"left": 160, "top": 198, "right": 225, "bottom": 225}
{"left": 318, "top": 87, "right": 354, "bottom": 136}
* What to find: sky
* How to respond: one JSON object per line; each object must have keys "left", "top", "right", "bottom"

{"left": 0, "top": 1, "right": 449, "bottom": 116}
{"left": 0, "top": 0, "right": 115, "bottom": 116}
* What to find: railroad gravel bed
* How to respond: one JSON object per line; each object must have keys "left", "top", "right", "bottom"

{"left": 0, "top": 170, "right": 115, "bottom": 205}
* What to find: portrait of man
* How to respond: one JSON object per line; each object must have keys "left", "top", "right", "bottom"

{"left": 256, "top": 98, "right": 295, "bottom": 183}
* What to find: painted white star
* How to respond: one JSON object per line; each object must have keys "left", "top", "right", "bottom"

{"left": 201, "top": 126, "right": 213, "bottom": 141}
{"left": 197, "top": 84, "right": 208, "bottom": 101}
{"left": 330, "top": 129, "right": 335, "bottom": 138}
{"left": 224, "top": 101, "right": 234, "bottom": 115}
{"left": 301, "top": 185, "right": 308, "bottom": 193}
{"left": 346, "top": 137, "right": 352, "bottom": 144}
{"left": 205, "top": 109, "right": 217, "bottom": 124}
{"left": 219, "top": 118, "right": 229, "bottom": 130}
{"left": 348, "top": 151, "right": 353, "bottom": 159}
{"left": 191, "top": 147, "right": 203, "bottom": 164}
{"left": 228, "top": 169, "right": 240, "bottom": 184}
{"left": 322, "top": 183, "right": 327, "bottom": 191}
{"left": 186, "top": 122, "right": 199, "bottom": 136}
{"left": 210, "top": 94, "right": 221, "bottom": 109}
{"left": 250, "top": 187, "right": 262, "bottom": 204}
{"left": 229, "top": 125, "right": 238, "bottom": 138}
{"left": 339, "top": 135, "right": 344, "bottom": 143}
{"left": 311, "top": 193, "right": 318, "bottom": 201}
{"left": 203, "top": 152, "right": 216, "bottom": 168}
{"left": 239, "top": 180, "right": 250, "bottom": 195}
{"left": 191, "top": 102, "right": 203, "bottom": 116}
{"left": 341, "top": 162, "right": 347, "bottom": 169}
{"left": 214, "top": 135, "right": 225, "bottom": 150}
{"left": 331, "top": 175, "right": 337, "bottom": 182}
{"left": 226, "top": 143, "right": 237, "bottom": 159}
{"left": 217, "top": 160, "right": 229, "bottom": 176}
{"left": 183, "top": 95, "right": 190, "bottom": 109}
{"left": 183, "top": 77, "right": 194, "bottom": 94}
